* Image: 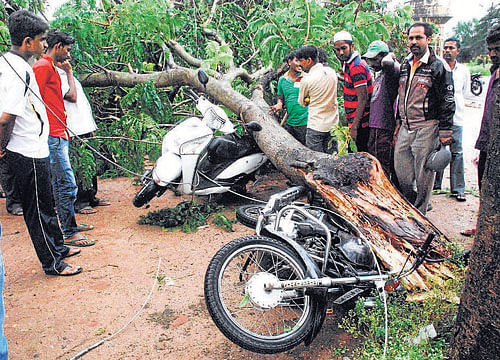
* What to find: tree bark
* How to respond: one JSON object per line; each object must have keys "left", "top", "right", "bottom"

{"left": 81, "top": 67, "right": 455, "bottom": 290}
{"left": 450, "top": 81, "right": 500, "bottom": 359}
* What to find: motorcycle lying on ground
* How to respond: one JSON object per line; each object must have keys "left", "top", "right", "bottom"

{"left": 471, "top": 73, "right": 483, "bottom": 96}
{"left": 204, "top": 186, "right": 437, "bottom": 354}
{"left": 133, "top": 71, "right": 268, "bottom": 207}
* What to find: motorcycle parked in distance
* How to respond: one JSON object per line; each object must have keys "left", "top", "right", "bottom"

{"left": 133, "top": 70, "right": 267, "bottom": 207}
{"left": 204, "top": 186, "right": 437, "bottom": 354}
{"left": 471, "top": 73, "right": 483, "bottom": 96}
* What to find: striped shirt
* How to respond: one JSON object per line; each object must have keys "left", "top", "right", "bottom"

{"left": 342, "top": 52, "right": 373, "bottom": 127}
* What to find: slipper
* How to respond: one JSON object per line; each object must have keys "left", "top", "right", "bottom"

{"left": 95, "top": 198, "right": 111, "bottom": 207}
{"left": 63, "top": 248, "right": 81, "bottom": 259}
{"left": 78, "top": 206, "right": 98, "bottom": 215}
{"left": 77, "top": 223, "right": 94, "bottom": 231}
{"left": 456, "top": 193, "right": 466, "bottom": 202}
{"left": 45, "top": 263, "right": 82, "bottom": 276}
{"left": 460, "top": 228, "right": 476, "bottom": 237}
{"left": 10, "top": 206, "right": 23, "bottom": 216}
{"left": 64, "top": 235, "right": 95, "bottom": 247}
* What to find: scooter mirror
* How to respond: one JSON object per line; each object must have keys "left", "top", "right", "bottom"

{"left": 246, "top": 121, "right": 262, "bottom": 132}
{"left": 198, "top": 70, "right": 209, "bottom": 87}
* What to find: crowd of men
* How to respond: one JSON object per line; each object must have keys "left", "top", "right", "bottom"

{"left": 271, "top": 22, "right": 500, "bottom": 218}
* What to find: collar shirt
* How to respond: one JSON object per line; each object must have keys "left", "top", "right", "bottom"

{"left": 32, "top": 54, "right": 68, "bottom": 139}
{"left": 0, "top": 52, "right": 49, "bottom": 158}
{"left": 368, "top": 60, "right": 400, "bottom": 130}
{"left": 342, "top": 51, "right": 374, "bottom": 126}
{"left": 450, "top": 61, "right": 470, "bottom": 127}
{"left": 298, "top": 63, "right": 339, "bottom": 132}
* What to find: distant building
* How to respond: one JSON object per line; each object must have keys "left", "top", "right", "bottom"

{"left": 406, "top": 0, "right": 452, "bottom": 56}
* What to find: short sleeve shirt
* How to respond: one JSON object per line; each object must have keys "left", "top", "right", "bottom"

{"left": 0, "top": 52, "right": 49, "bottom": 158}
{"left": 276, "top": 72, "right": 308, "bottom": 127}
{"left": 343, "top": 53, "right": 373, "bottom": 127}
{"left": 33, "top": 54, "right": 68, "bottom": 139}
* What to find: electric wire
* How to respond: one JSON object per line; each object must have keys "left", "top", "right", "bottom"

{"left": 1, "top": 51, "right": 268, "bottom": 204}
{"left": 68, "top": 257, "right": 162, "bottom": 360}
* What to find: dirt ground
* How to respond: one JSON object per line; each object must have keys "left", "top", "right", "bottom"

{"left": 0, "top": 93, "right": 485, "bottom": 359}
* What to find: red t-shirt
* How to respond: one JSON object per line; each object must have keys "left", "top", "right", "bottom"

{"left": 33, "top": 54, "right": 68, "bottom": 139}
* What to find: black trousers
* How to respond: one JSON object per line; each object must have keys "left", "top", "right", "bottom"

{"left": 0, "top": 156, "right": 22, "bottom": 213}
{"left": 4, "top": 150, "right": 69, "bottom": 273}
{"left": 478, "top": 151, "right": 487, "bottom": 191}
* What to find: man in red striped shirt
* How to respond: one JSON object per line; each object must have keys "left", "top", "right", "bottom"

{"left": 333, "top": 31, "right": 373, "bottom": 152}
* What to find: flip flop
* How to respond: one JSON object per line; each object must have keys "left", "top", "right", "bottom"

{"left": 95, "top": 198, "right": 111, "bottom": 207}
{"left": 460, "top": 228, "right": 476, "bottom": 237}
{"left": 78, "top": 206, "right": 98, "bottom": 214}
{"left": 77, "top": 223, "right": 94, "bottom": 231}
{"left": 45, "top": 263, "right": 82, "bottom": 276}
{"left": 64, "top": 235, "right": 95, "bottom": 247}
{"left": 10, "top": 205, "right": 23, "bottom": 216}
{"left": 63, "top": 248, "right": 81, "bottom": 259}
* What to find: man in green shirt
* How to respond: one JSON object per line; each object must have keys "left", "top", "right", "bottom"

{"left": 270, "top": 51, "right": 308, "bottom": 144}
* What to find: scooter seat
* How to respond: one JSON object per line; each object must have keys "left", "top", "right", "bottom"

{"left": 207, "top": 137, "right": 238, "bottom": 160}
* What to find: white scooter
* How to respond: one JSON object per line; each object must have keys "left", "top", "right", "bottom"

{"left": 133, "top": 71, "right": 268, "bottom": 207}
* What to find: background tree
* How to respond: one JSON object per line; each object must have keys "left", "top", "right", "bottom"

{"left": 450, "top": 73, "right": 500, "bottom": 360}
{"left": 454, "top": 3, "right": 500, "bottom": 63}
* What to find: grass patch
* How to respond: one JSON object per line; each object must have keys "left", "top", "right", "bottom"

{"left": 339, "top": 270, "right": 465, "bottom": 359}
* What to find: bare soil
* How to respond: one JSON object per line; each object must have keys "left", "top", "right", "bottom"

{"left": 1, "top": 96, "right": 484, "bottom": 359}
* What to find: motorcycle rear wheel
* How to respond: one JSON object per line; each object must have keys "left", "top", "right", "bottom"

{"left": 204, "top": 235, "right": 317, "bottom": 354}
{"left": 471, "top": 79, "right": 482, "bottom": 96}
{"left": 132, "top": 180, "right": 161, "bottom": 207}
{"left": 236, "top": 204, "right": 265, "bottom": 228}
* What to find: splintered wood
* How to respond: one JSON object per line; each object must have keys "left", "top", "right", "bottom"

{"left": 305, "top": 152, "right": 456, "bottom": 291}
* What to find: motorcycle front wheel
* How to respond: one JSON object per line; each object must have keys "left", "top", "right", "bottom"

{"left": 471, "top": 79, "right": 482, "bottom": 96}
{"left": 204, "top": 235, "right": 317, "bottom": 354}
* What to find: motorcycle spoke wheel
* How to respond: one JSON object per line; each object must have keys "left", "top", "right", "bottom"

{"left": 205, "top": 236, "right": 316, "bottom": 354}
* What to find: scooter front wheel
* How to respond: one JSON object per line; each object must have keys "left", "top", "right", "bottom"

{"left": 133, "top": 180, "right": 163, "bottom": 207}
{"left": 204, "top": 235, "right": 317, "bottom": 354}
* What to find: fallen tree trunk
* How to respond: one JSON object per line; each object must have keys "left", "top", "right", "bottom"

{"left": 82, "top": 66, "right": 455, "bottom": 290}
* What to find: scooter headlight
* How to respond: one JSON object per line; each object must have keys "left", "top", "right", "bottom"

{"left": 204, "top": 108, "right": 225, "bottom": 130}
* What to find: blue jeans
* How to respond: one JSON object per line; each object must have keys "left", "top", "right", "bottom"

{"left": 434, "top": 125, "right": 465, "bottom": 193}
{"left": 48, "top": 136, "right": 79, "bottom": 239}
{"left": 0, "top": 224, "right": 9, "bottom": 359}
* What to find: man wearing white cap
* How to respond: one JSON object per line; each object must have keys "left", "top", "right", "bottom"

{"left": 333, "top": 30, "right": 373, "bottom": 152}
{"left": 363, "top": 40, "right": 400, "bottom": 179}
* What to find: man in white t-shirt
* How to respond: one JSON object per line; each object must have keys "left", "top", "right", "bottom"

{"left": 433, "top": 38, "right": 470, "bottom": 202}
{"left": 0, "top": 10, "right": 82, "bottom": 276}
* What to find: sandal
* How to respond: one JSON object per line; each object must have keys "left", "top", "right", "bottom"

{"left": 460, "top": 228, "right": 476, "bottom": 237}
{"left": 78, "top": 206, "right": 98, "bottom": 215}
{"left": 456, "top": 193, "right": 466, "bottom": 202}
{"left": 77, "top": 223, "right": 94, "bottom": 232}
{"left": 45, "top": 263, "right": 82, "bottom": 276}
{"left": 63, "top": 248, "right": 81, "bottom": 259}
{"left": 10, "top": 205, "right": 23, "bottom": 216}
{"left": 64, "top": 235, "right": 95, "bottom": 247}
{"left": 95, "top": 198, "right": 111, "bottom": 207}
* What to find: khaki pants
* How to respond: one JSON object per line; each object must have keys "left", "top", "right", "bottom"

{"left": 394, "top": 124, "right": 439, "bottom": 215}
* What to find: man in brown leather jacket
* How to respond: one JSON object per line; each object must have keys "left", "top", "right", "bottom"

{"left": 394, "top": 22, "right": 455, "bottom": 215}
